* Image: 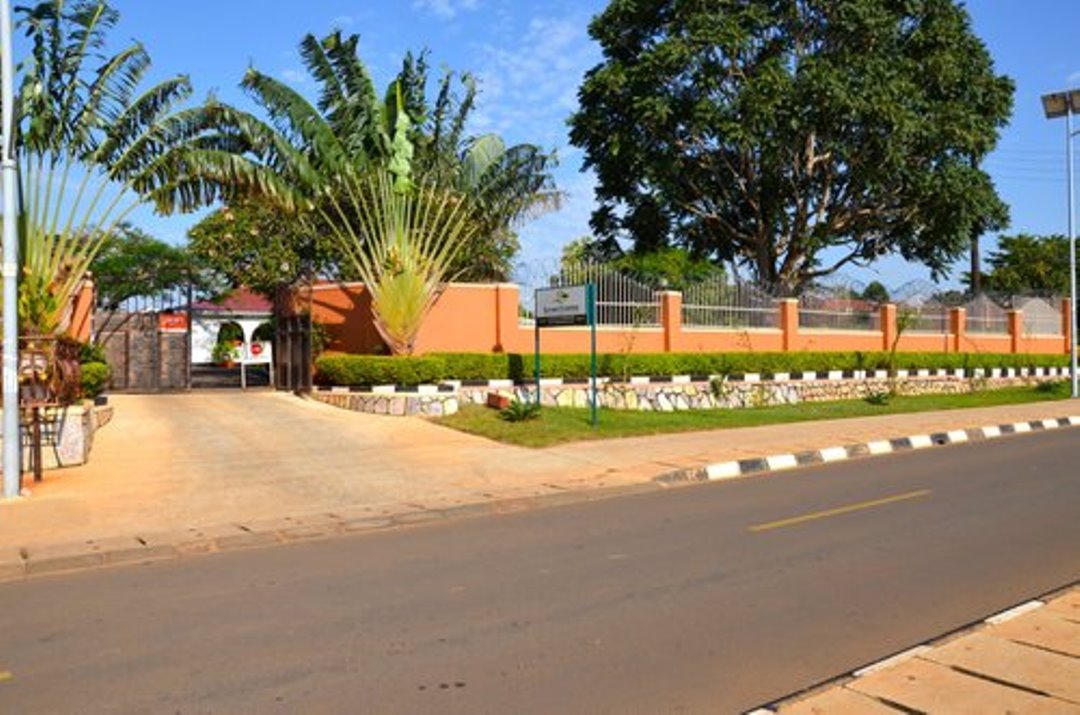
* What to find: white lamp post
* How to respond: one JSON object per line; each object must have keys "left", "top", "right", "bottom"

{"left": 1041, "top": 89, "right": 1080, "bottom": 399}
{"left": 1, "top": 0, "right": 20, "bottom": 499}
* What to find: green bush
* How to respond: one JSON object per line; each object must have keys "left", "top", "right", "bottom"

{"left": 313, "top": 351, "right": 1069, "bottom": 385}
{"left": 80, "top": 361, "right": 111, "bottom": 397}
{"left": 79, "top": 341, "right": 107, "bottom": 364}
{"left": 500, "top": 398, "right": 541, "bottom": 422}
{"left": 315, "top": 354, "right": 448, "bottom": 385}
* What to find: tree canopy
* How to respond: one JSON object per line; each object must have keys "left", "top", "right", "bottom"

{"left": 976, "top": 234, "right": 1071, "bottom": 295}
{"left": 569, "top": 0, "right": 1014, "bottom": 293}
{"left": 187, "top": 198, "right": 345, "bottom": 297}
{"left": 91, "top": 224, "right": 197, "bottom": 312}
{"left": 214, "top": 34, "right": 562, "bottom": 281}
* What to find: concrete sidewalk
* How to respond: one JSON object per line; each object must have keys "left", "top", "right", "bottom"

{"left": 773, "top": 587, "right": 1080, "bottom": 714}
{"left": 1, "top": 392, "right": 1078, "bottom": 580}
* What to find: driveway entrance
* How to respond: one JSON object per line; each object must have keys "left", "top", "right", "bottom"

{"left": 2, "top": 392, "right": 620, "bottom": 548}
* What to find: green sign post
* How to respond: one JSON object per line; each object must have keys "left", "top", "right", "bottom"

{"left": 534, "top": 283, "right": 598, "bottom": 427}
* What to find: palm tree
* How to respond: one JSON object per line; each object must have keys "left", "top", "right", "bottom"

{"left": 232, "top": 33, "right": 562, "bottom": 281}
{"left": 11, "top": 0, "right": 248, "bottom": 336}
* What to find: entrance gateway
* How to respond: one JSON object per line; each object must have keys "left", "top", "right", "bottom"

{"left": 534, "top": 284, "right": 598, "bottom": 427}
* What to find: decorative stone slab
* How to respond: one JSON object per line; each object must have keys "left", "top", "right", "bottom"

{"left": 986, "top": 608, "right": 1080, "bottom": 657}
{"left": 925, "top": 632, "right": 1080, "bottom": 704}
{"left": 777, "top": 687, "right": 899, "bottom": 714}
{"left": 847, "top": 658, "right": 1069, "bottom": 714}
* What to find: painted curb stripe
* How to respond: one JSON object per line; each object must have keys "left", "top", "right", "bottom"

{"left": 985, "top": 600, "right": 1044, "bottom": 625}
{"left": 765, "top": 454, "right": 799, "bottom": 471}
{"left": 656, "top": 414, "right": 1078, "bottom": 487}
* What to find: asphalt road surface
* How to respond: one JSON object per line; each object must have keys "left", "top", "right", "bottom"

{"left": 1, "top": 428, "right": 1078, "bottom": 714}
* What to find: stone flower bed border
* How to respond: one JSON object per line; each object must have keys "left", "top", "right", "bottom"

{"left": 310, "top": 365, "right": 1074, "bottom": 417}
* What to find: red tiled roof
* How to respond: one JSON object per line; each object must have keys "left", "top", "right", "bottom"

{"left": 192, "top": 288, "right": 273, "bottom": 314}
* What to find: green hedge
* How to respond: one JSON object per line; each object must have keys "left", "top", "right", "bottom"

{"left": 314, "top": 351, "right": 1069, "bottom": 385}
{"left": 80, "top": 362, "right": 111, "bottom": 398}
{"left": 316, "top": 354, "right": 447, "bottom": 386}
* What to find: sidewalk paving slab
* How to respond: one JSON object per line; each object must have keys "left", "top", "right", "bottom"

{"left": 774, "top": 589, "right": 1080, "bottom": 715}
{"left": 925, "top": 632, "right": 1080, "bottom": 703}
{"left": 846, "top": 657, "right": 1078, "bottom": 714}
{"left": 985, "top": 607, "right": 1080, "bottom": 657}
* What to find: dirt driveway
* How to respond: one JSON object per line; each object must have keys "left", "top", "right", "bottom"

{"left": 2, "top": 391, "right": 645, "bottom": 548}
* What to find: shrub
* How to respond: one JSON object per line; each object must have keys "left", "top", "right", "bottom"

{"left": 315, "top": 354, "right": 447, "bottom": 385}
{"left": 79, "top": 342, "right": 107, "bottom": 364}
{"left": 313, "top": 350, "right": 1069, "bottom": 385}
{"left": 500, "top": 398, "right": 541, "bottom": 422}
{"left": 80, "top": 361, "right": 111, "bottom": 398}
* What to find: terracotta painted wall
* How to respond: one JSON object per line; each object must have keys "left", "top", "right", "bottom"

{"left": 304, "top": 282, "right": 1072, "bottom": 357}
{"left": 68, "top": 280, "right": 94, "bottom": 343}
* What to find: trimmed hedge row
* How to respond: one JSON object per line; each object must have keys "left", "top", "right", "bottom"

{"left": 315, "top": 351, "right": 1070, "bottom": 386}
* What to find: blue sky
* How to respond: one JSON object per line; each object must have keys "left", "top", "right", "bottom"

{"left": 72, "top": 1, "right": 1080, "bottom": 290}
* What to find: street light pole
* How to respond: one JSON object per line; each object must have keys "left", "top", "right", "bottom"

{"left": 1, "top": 0, "right": 21, "bottom": 499}
{"left": 1067, "top": 106, "right": 1078, "bottom": 399}
{"left": 1042, "top": 89, "right": 1080, "bottom": 399}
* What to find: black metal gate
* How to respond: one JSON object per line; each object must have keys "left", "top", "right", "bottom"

{"left": 274, "top": 312, "right": 312, "bottom": 392}
{"left": 97, "top": 302, "right": 192, "bottom": 393}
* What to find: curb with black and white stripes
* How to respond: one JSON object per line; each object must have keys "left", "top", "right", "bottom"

{"left": 314, "top": 364, "right": 1074, "bottom": 394}
{"left": 656, "top": 415, "right": 1080, "bottom": 486}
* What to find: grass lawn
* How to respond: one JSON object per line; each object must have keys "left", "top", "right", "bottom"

{"left": 434, "top": 382, "right": 1073, "bottom": 448}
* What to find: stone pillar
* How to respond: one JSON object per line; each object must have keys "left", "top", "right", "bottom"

{"left": 880, "top": 303, "right": 897, "bottom": 352}
{"left": 1062, "top": 297, "right": 1073, "bottom": 355}
{"left": 493, "top": 284, "right": 521, "bottom": 353}
{"left": 949, "top": 307, "right": 966, "bottom": 354}
{"left": 1008, "top": 310, "right": 1023, "bottom": 354}
{"left": 779, "top": 298, "right": 799, "bottom": 352}
{"left": 660, "top": 291, "right": 682, "bottom": 353}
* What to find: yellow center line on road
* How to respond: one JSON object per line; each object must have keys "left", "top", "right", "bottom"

{"left": 0, "top": 670, "right": 12, "bottom": 682}
{"left": 748, "top": 489, "right": 932, "bottom": 533}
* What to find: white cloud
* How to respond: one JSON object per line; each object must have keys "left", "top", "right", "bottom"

{"left": 1068, "top": 70, "right": 1080, "bottom": 85}
{"left": 329, "top": 15, "right": 354, "bottom": 29}
{"left": 469, "top": 14, "right": 602, "bottom": 259}
{"left": 280, "top": 68, "right": 308, "bottom": 84}
{"left": 412, "top": 0, "right": 478, "bottom": 19}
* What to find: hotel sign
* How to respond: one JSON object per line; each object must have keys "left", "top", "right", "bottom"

{"left": 535, "top": 286, "right": 589, "bottom": 327}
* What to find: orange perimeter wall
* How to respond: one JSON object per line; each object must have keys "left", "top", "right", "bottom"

{"left": 301, "top": 282, "right": 1073, "bottom": 357}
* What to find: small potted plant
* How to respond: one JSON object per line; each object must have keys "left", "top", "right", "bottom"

{"left": 212, "top": 341, "right": 239, "bottom": 368}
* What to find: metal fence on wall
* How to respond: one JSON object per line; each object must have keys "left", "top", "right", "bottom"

{"left": 682, "top": 279, "right": 778, "bottom": 329}
{"left": 519, "top": 261, "right": 662, "bottom": 326}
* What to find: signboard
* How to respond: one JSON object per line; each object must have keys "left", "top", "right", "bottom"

{"left": 242, "top": 341, "right": 272, "bottom": 364}
{"left": 158, "top": 312, "right": 189, "bottom": 333}
{"left": 535, "top": 286, "right": 589, "bottom": 327}
{"left": 533, "top": 283, "right": 599, "bottom": 427}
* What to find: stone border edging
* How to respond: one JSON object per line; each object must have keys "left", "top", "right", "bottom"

{"left": 313, "top": 365, "right": 1074, "bottom": 394}
{"left": 655, "top": 415, "right": 1080, "bottom": 486}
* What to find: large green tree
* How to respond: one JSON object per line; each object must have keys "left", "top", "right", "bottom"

{"left": 977, "top": 234, "right": 1071, "bottom": 295}
{"left": 187, "top": 198, "right": 345, "bottom": 297}
{"left": 569, "top": 0, "right": 1014, "bottom": 293}
{"left": 91, "top": 224, "right": 195, "bottom": 313}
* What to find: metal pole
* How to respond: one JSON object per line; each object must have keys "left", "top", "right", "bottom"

{"left": 588, "top": 282, "right": 597, "bottom": 428}
{"left": 533, "top": 296, "right": 541, "bottom": 407}
{"left": 1067, "top": 107, "right": 1078, "bottom": 398}
{"left": 2, "top": 0, "right": 22, "bottom": 499}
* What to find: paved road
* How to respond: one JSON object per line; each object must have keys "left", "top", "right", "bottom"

{"left": 1, "top": 429, "right": 1077, "bottom": 714}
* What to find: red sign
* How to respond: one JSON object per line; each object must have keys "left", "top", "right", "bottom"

{"left": 251, "top": 343, "right": 263, "bottom": 356}
{"left": 158, "top": 313, "right": 188, "bottom": 332}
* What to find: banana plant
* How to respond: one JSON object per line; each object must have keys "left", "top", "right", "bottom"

{"left": 9, "top": 1, "right": 251, "bottom": 336}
